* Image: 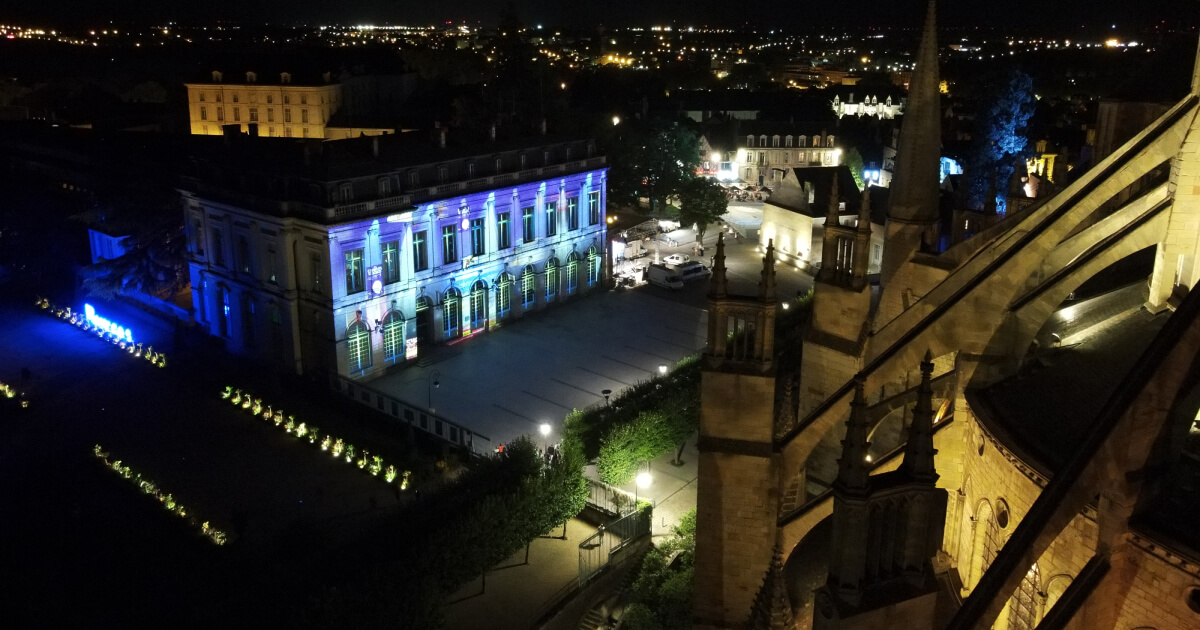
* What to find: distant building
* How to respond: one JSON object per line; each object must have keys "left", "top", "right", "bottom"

{"left": 180, "top": 132, "right": 608, "bottom": 381}
{"left": 831, "top": 92, "right": 904, "bottom": 119}
{"left": 702, "top": 125, "right": 842, "bottom": 187}
{"left": 184, "top": 70, "right": 396, "bottom": 140}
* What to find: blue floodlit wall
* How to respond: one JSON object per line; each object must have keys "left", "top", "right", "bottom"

{"left": 328, "top": 167, "right": 608, "bottom": 380}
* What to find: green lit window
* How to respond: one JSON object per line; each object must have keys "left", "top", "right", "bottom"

{"left": 382, "top": 311, "right": 405, "bottom": 362}
{"left": 344, "top": 248, "right": 364, "bottom": 294}
{"left": 470, "top": 280, "right": 487, "bottom": 330}
{"left": 382, "top": 240, "right": 400, "bottom": 284}
{"left": 443, "top": 289, "right": 461, "bottom": 338}
{"left": 520, "top": 266, "right": 536, "bottom": 307}
{"left": 588, "top": 191, "right": 600, "bottom": 225}
{"left": 545, "top": 201, "right": 557, "bottom": 237}
{"left": 470, "top": 218, "right": 486, "bottom": 257}
{"left": 497, "top": 212, "right": 511, "bottom": 249}
{"left": 567, "top": 197, "right": 579, "bottom": 230}
{"left": 441, "top": 225, "right": 458, "bottom": 265}
{"left": 545, "top": 258, "right": 559, "bottom": 301}
{"left": 412, "top": 230, "right": 428, "bottom": 272}
{"left": 346, "top": 321, "right": 372, "bottom": 372}
{"left": 587, "top": 246, "right": 601, "bottom": 286}
{"left": 566, "top": 253, "right": 580, "bottom": 294}
{"left": 522, "top": 206, "right": 535, "bottom": 243}
{"left": 496, "top": 273, "right": 513, "bottom": 318}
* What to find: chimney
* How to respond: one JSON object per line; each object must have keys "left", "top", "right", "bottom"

{"left": 439, "top": 127, "right": 447, "bottom": 149}
{"left": 540, "top": 118, "right": 547, "bottom": 135}
{"left": 372, "top": 136, "right": 380, "bottom": 157}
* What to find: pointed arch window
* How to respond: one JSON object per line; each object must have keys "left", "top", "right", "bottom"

{"left": 1007, "top": 564, "right": 1042, "bottom": 630}
{"left": 382, "top": 310, "right": 406, "bottom": 362}
{"left": 346, "top": 320, "right": 372, "bottom": 373}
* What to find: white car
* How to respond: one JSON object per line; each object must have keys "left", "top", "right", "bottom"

{"left": 663, "top": 254, "right": 691, "bottom": 266}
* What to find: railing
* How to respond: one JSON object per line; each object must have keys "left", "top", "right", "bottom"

{"left": 585, "top": 478, "right": 640, "bottom": 518}
{"left": 326, "top": 156, "right": 608, "bottom": 221}
{"left": 327, "top": 372, "right": 490, "bottom": 455}
{"left": 578, "top": 507, "right": 652, "bottom": 586}
{"left": 527, "top": 529, "right": 647, "bottom": 629}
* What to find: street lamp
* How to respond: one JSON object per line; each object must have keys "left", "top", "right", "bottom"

{"left": 427, "top": 370, "right": 441, "bottom": 413}
{"left": 539, "top": 422, "right": 552, "bottom": 452}
{"left": 658, "top": 363, "right": 668, "bottom": 375}
{"left": 634, "top": 467, "right": 652, "bottom": 507}
{"left": 612, "top": 115, "right": 620, "bottom": 126}
{"left": 601, "top": 389, "right": 612, "bottom": 405}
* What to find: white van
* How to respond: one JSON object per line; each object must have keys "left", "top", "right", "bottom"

{"left": 646, "top": 264, "right": 684, "bottom": 290}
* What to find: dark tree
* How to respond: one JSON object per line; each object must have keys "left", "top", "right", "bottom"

{"left": 77, "top": 191, "right": 188, "bottom": 300}
{"left": 964, "top": 69, "right": 1036, "bottom": 213}
{"left": 606, "top": 120, "right": 701, "bottom": 213}
{"left": 678, "top": 177, "right": 728, "bottom": 242}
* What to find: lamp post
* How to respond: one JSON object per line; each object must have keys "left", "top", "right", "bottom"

{"left": 634, "top": 465, "right": 652, "bottom": 508}
{"left": 601, "top": 389, "right": 612, "bottom": 405}
{"left": 427, "top": 370, "right": 441, "bottom": 413}
{"left": 539, "top": 422, "right": 551, "bottom": 453}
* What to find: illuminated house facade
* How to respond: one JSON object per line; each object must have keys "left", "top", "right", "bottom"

{"left": 181, "top": 134, "right": 607, "bottom": 379}
{"left": 703, "top": 126, "right": 841, "bottom": 186}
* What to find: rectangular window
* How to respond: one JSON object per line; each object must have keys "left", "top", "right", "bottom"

{"left": 408, "top": 171, "right": 419, "bottom": 187}
{"left": 301, "top": 95, "right": 308, "bottom": 105}
{"left": 378, "top": 178, "right": 391, "bottom": 196}
{"left": 495, "top": 157, "right": 502, "bottom": 173}
{"left": 467, "top": 163, "right": 476, "bottom": 178}
{"left": 267, "top": 109, "right": 275, "bottom": 123}
{"left": 522, "top": 206, "right": 535, "bottom": 243}
{"left": 249, "top": 108, "right": 258, "bottom": 122}
{"left": 441, "top": 225, "right": 457, "bottom": 264}
{"left": 567, "top": 197, "right": 579, "bottom": 231}
{"left": 232, "top": 93, "right": 239, "bottom": 103}
{"left": 382, "top": 240, "right": 400, "bottom": 284}
{"left": 310, "top": 252, "right": 322, "bottom": 293}
{"left": 284, "top": 109, "right": 291, "bottom": 123}
{"left": 199, "top": 93, "right": 205, "bottom": 102}
{"left": 496, "top": 212, "right": 511, "bottom": 250}
{"left": 588, "top": 191, "right": 600, "bottom": 225}
{"left": 545, "top": 201, "right": 557, "bottom": 237}
{"left": 344, "top": 249, "right": 364, "bottom": 294}
{"left": 338, "top": 183, "right": 353, "bottom": 202}
{"left": 211, "top": 229, "right": 225, "bottom": 266}
{"left": 438, "top": 165, "right": 448, "bottom": 183}
{"left": 267, "top": 95, "right": 273, "bottom": 104}
{"left": 301, "top": 109, "right": 308, "bottom": 124}
{"left": 470, "top": 218, "right": 485, "bottom": 257}
{"left": 233, "top": 107, "right": 240, "bottom": 122}
{"left": 283, "top": 95, "right": 290, "bottom": 104}
{"left": 237, "top": 236, "right": 251, "bottom": 273}
{"left": 266, "top": 243, "right": 278, "bottom": 284}
{"left": 217, "top": 107, "right": 224, "bottom": 121}
{"left": 200, "top": 105, "right": 207, "bottom": 121}
{"left": 412, "top": 230, "right": 428, "bottom": 272}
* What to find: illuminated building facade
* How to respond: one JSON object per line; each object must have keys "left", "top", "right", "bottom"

{"left": 181, "top": 134, "right": 607, "bottom": 379}
{"left": 704, "top": 126, "right": 841, "bottom": 186}
{"left": 184, "top": 70, "right": 394, "bottom": 139}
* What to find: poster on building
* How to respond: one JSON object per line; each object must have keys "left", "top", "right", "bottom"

{"left": 405, "top": 337, "right": 418, "bottom": 360}
{"left": 367, "top": 264, "right": 384, "bottom": 298}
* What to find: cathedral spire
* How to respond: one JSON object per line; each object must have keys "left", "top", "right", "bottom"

{"left": 709, "top": 232, "right": 728, "bottom": 299}
{"left": 902, "top": 350, "right": 939, "bottom": 482}
{"left": 835, "top": 374, "right": 872, "bottom": 495}
{"left": 759, "top": 239, "right": 777, "bottom": 302}
{"left": 887, "top": 0, "right": 942, "bottom": 224}
{"left": 825, "top": 171, "right": 841, "bottom": 226}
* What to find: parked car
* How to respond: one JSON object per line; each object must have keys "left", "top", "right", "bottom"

{"left": 673, "top": 261, "right": 710, "bottom": 282}
{"left": 663, "top": 253, "right": 691, "bottom": 266}
{"left": 646, "top": 264, "right": 684, "bottom": 290}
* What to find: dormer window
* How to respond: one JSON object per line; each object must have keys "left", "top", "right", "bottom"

{"left": 798, "top": 135, "right": 807, "bottom": 147}
{"left": 772, "top": 135, "right": 780, "bottom": 147}
{"left": 746, "top": 135, "right": 754, "bottom": 147}
{"left": 211, "top": 70, "right": 223, "bottom": 82}
{"left": 759, "top": 135, "right": 767, "bottom": 146}
{"left": 280, "top": 72, "right": 292, "bottom": 85}
{"left": 245, "top": 71, "right": 257, "bottom": 83}
{"left": 785, "top": 135, "right": 793, "bottom": 147}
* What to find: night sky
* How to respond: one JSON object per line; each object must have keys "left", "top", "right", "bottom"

{"left": 6, "top": 0, "right": 1194, "bottom": 30}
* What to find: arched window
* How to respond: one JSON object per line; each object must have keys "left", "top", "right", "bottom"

{"left": 470, "top": 280, "right": 488, "bottom": 331}
{"left": 587, "top": 246, "right": 601, "bottom": 286}
{"left": 496, "top": 272, "right": 514, "bottom": 319}
{"left": 346, "top": 320, "right": 372, "bottom": 373}
{"left": 443, "top": 288, "right": 461, "bottom": 339}
{"left": 1042, "top": 575, "right": 1072, "bottom": 622}
{"left": 566, "top": 252, "right": 581, "bottom": 295}
{"left": 966, "top": 500, "right": 1000, "bottom": 590}
{"left": 1007, "top": 564, "right": 1042, "bottom": 630}
{"left": 545, "top": 258, "right": 560, "bottom": 302}
{"left": 520, "top": 265, "right": 536, "bottom": 307}
{"left": 382, "top": 310, "right": 405, "bottom": 362}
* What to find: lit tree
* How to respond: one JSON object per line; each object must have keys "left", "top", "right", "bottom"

{"left": 678, "top": 177, "right": 728, "bottom": 243}
{"left": 964, "top": 69, "right": 1035, "bottom": 213}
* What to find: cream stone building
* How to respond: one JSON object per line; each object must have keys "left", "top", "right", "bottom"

{"left": 184, "top": 70, "right": 394, "bottom": 140}
{"left": 693, "top": 3, "right": 1200, "bottom": 630}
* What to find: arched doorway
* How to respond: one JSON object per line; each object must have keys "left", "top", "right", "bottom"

{"left": 416, "top": 296, "right": 433, "bottom": 346}
{"left": 496, "top": 272, "right": 514, "bottom": 320}
{"left": 545, "top": 257, "right": 560, "bottom": 303}
{"left": 443, "top": 288, "right": 462, "bottom": 340}
{"left": 566, "top": 252, "right": 580, "bottom": 295}
{"left": 346, "top": 319, "right": 372, "bottom": 373}
{"left": 469, "top": 280, "right": 488, "bottom": 332}
{"left": 381, "top": 309, "right": 406, "bottom": 363}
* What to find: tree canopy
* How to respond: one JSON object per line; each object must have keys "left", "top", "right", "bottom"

{"left": 77, "top": 190, "right": 188, "bottom": 300}
{"left": 678, "top": 177, "right": 728, "bottom": 242}
{"left": 964, "top": 68, "right": 1036, "bottom": 213}
{"left": 605, "top": 119, "right": 701, "bottom": 213}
